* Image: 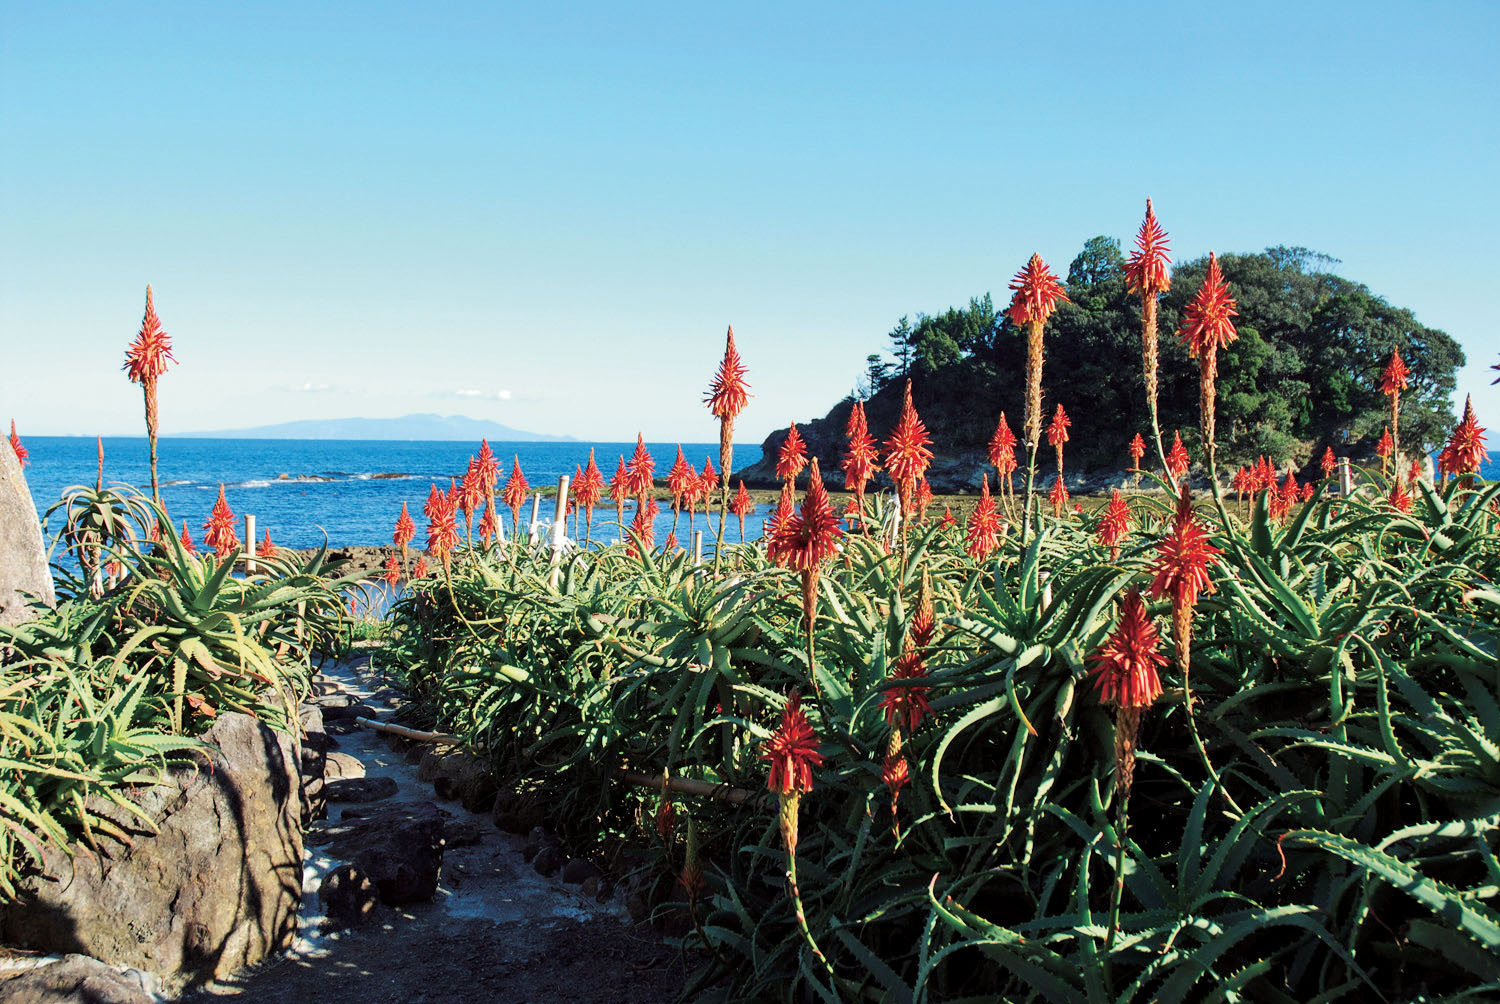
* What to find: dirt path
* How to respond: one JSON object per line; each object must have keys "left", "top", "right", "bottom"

{"left": 185, "top": 655, "right": 687, "bottom": 1004}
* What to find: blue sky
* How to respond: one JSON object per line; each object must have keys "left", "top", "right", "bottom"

{"left": 3, "top": 2, "right": 1496, "bottom": 445}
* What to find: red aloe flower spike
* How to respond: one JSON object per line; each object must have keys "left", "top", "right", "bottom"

{"left": 1165, "top": 431, "right": 1191, "bottom": 482}
{"left": 883, "top": 381, "right": 934, "bottom": 519}
{"left": 1089, "top": 588, "right": 1168, "bottom": 799}
{"left": 1090, "top": 590, "right": 1167, "bottom": 711}
{"left": 965, "top": 474, "right": 1001, "bottom": 562}
{"left": 881, "top": 731, "right": 911, "bottom": 838}
{"left": 1388, "top": 480, "right": 1413, "bottom": 513}
{"left": 664, "top": 530, "right": 678, "bottom": 552}
{"left": 1097, "top": 490, "right": 1131, "bottom": 557}
{"left": 1127, "top": 433, "right": 1146, "bottom": 470}
{"left": 256, "top": 527, "right": 275, "bottom": 559}
{"left": 1407, "top": 458, "right": 1423, "bottom": 485}
{"left": 940, "top": 505, "right": 955, "bottom": 529}
{"left": 1177, "top": 252, "right": 1238, "bottom": 474}
{"left": 1126, "top": 200, "right": 1173, "bottom": 491}
{"left": 1046, "top": 404, "right": 1071, "bottom": 447}
{"left": 1009, "top": 254, "right": 1070, "bottom": 503}
{"left": 503, "top": 456, "right": 530, "bottom": 534}
{"left": 762, "top": 692, "right": 824, "bottom": 799}
{"left": 988, "top": 412, "right": 1018, "bottom": 499}
{"left": 625, "top": 434, "right": 656, "bottom": 501}
{"left": 426, "top": 483, "right": 459, "bottom": 570}
{"left": 180, "top": 520, "right": 197, "bottom": 555}
{"left": 1048, "top": 477, "right": 1069, "bottom": 516}
{"left": 477, "top": 506, "right": 498, "bottom": 544}
{"left": 610, "top": 455, "right": 630, "bottom": 528}
{"left": 667, "top": 445, "right": 693, "bottom": 526}
{"left": 1300, "top": 481, "right": 1315, "bottom": 503}
{"left": 776, "top": 423, "right": 809, "bottom": 485}
{"left": 1375, "top": 426, "right": 1394, "bottom": 475}
{"left": 393, "top": 501, "right": 415, "bottom": 568}
{"left": 458, "top": 459, "right": 484, "bottom": 539}
{"left": 1320, "top": 447, "right": 1338, "bottom": 480}
{"left": 1381, "top": 349, "right": 1411, "bottom": 475}
{"left": 842, "top": 401, "right": 881, "bottom": 521}
{"left": 765, "top": 481, "right": 795, "bottom": 560}
{"left": 699, "top": 456, "right": 718, "bottom": 517}
{"left": 383, "top": 553, "right": 400, "bottom": 586}
{"left": 203, "top": 484, "right": 240, "bottom": 558}
{"left": 124, "top": 285, "right": 177, "bottom": 501}
{"left": 1148, "top": 485, "right": 1223, "bottom": 669}
{"left": 706, "top": 325, "right": 750, "bottom": 526}
{"left": 778, "top": 459, "right": 842, "bottom": 574}
{"left": 731, "top": 480, "right": 753, "bottom": 542}
{"left": 1438, "top": 395, "right": 1488, "bottom": 481}
{"left": 8, "top": 420, "right": 26, "bottom": 467}
{"left": 413, "top": 556, "right": 428, "bottom": 578}
{"left": 914, "top": 477, "right": 933, "bottom": 523}
{"left": 881, "top": 577, "right": 936, "bottom": 734}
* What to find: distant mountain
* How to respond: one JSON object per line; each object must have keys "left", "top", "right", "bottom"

{"left": 173, "top": 413, "right": 575, "bottom": 442}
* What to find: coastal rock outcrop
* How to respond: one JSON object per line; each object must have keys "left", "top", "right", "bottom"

{"left": 0, "top": 430, "right": 55, "bottom": 626}
{"left": 0, "top": 713, "right": 304, "bottom": 991}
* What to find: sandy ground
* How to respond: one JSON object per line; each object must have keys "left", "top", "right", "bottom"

{"left": 183, "top": 656, "right": 687, "bottom": 1004}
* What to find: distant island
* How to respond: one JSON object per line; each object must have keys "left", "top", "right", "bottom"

{"left": 172, "top": 413, "right": 575, "bottom": 442}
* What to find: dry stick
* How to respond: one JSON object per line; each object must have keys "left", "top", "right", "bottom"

{"left": 617, "top": 770, "right": 765, "bottom": 806}
{"left": 355, "top": 717, "right": 464, "bottom": 745}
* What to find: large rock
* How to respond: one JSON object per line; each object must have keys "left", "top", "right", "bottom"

{"left": 0, "top": 713, "right": 303, "bottom": 991}
{"left": 0, "top": 954, "right": 156, "bottom": 1004}
{"left": 0, "top": 430, "right": 55, "bottom": 627}
{"left": 310, "top": 801, "right": 444, "bottom": 905}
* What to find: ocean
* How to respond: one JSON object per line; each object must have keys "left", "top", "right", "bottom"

{"left": 19, "top": 437, "right": 768, "bottom": 552}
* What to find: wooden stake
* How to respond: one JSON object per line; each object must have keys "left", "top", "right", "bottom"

{"left": 549, "top": 474, "right": 570, "bottom": 589}
{"left": 244, "top": 513, "right": 257, "bottom": 574}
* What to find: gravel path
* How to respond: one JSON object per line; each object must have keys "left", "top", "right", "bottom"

{"left": 184, "top": 655, "right": 687, "bottom": 1004}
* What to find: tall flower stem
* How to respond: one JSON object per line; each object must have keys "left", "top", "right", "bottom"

{"left": 1023, "top": 318, "right": 1044, "bottom": 542}
{"left": 785, "top": 827, "right": 835, "bottom": 984}
{"left": 1173, "top": 606, "right": 1242, "bottom": 817}
{"left": 143, "top": 377, "right": 161, "bottom": 502}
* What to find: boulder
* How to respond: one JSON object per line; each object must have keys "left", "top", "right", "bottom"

{"left": 0, "top": 953, "right": 156, "bottom": 1004}
{"left": 325, "top": 751, "right": 367, "bottom": 780}
{"left": 560, "top": 858, "right": 602, "bottom": 885}
{"left": 422, "top": 749, "right": 498, "bottom": 812}
{"left": 0, "top": 713, "right": 303, "bottom": 991}
{"left": 318, "top": 864, "right": 379, "bottom": 928}
{"left": 0, "top": 430, "right": 55, "bottom": 627}
{"left": 311, "top": 802, "right": 444, "bottom": 906}
{"left": 325, "top": 776, "right": 398, "bottom": 803}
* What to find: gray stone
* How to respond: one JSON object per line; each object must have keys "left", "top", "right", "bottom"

{"left": 318, "top": 864, "right": 379, "bottom": 928}
{"left": 0, "top": 713, "right": 303, "bottom": 991}
{"left": 532, "top": 844, "right": 566, "bottom": 877}
{"left": 314, "top": 802, "right": 444, "bottom": 906}
{"left": 317, "top": 700, "right": 377, "bottom": 723}
{"left": 443, "top": 819, "right": 484, "bottom": 847}
{"left": 560, "top": 858, "right": 601, "bottom": 885}
{"left": 0, "top": 953, "right": 155, "bottom": 1004}
{"left": 522, "top": 825, "right": 554, "bottom": 862}
{"left": 0, "top": 431, "right": 55, "bottom": 627}
{"left": 298, "top": 703, "right": 325, "bottom": 733}
{"left": 325, "top": 751, "right": 366, "bottom": 780}
{"left": 423, "top": 750, "right": 498, "bottom": 812}
{"left": 325, "top": 775, "right": 399, "bottom": 803}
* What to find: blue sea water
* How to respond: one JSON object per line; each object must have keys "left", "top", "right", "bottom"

{"left": 19, "top": 437, "right": 767, "bottom": 552}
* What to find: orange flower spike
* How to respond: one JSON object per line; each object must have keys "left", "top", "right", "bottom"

{"left": 730, "top": 481, "right": 752, "bottom": 518}
{"left": 1048, "top": 477, "right": 1070, "bottom": 515}
{"left": 776, "top": 423, "right": 809, "bottom": 484}
{"left": 1166, "top": 431, "right": 1191, "bottom": 482}
{"left": 203, "top": 484, "right": 240, "bottom": 558}
{"left": 475, "top": 439, "right": 499, "bottom": 492}
{"left": 1097, "top": 490, "right": 1131, "bottom": 554}
{"left": 1300, "top": 481, "right": 1315, "bottom": 503}
{"left": 699, "top": 456, "right": 718, "bottom": 503}
{"left": 1438, "top": 395, "right": 1489, "bottom": 479}
{"left": 180, "top": 520, "right": 197, "bottom": 555}
{"left": 1320, "top": 447, "right": 1338, "bottom": 480}
{"left": 1089, "top": 590, "right": 1167, "bottom": 710}
{"left": 881, "top": 579, "right": 936, "bottom": 733}
{"left": 1147, "top": 488, "right": 1223, "bottom": 615}
{"left": 940, "top": 505, "right": 955, "bottom": 530}
{"left": 477, "top": 506, "right": 498, "bottom": 544}
{"left": 425, "top": 484, "right": 459, "bottom": 567}
{"left": 7, "top": 420, "right": 26, "bottom": 467}
{"left": 413, "top": 556, "right": 428, "bottom": 578}
{"left": 124, "top": 284, "right": 177, "bottom": 385}
{"left": 667, "top": 446, "right": 693, "bottom": 511}
{"left": 1388, "top": 481, "right": 1414, "bottom": 513}
{"left": 383, "top": 553, "right": 401, "bottom": 586}
{"left": 915, "top": 477, "right": 933, "bottom": 522}
{"left": 988, "top": 412, "right": 1018, "bottom": 472}
{"left": 502, "top": 456, "right": 530, "bottom": 529}
{"left": 705, "top": 324, "right": 750, "bottom": 421}
{"left": 884, "top": 380, "right": 935, "bottom": 506}
{"left": 1178, "top": 252, "right": 1239, "bottom": 468}
{"left": 780, "top": 459, "right": 843, "bottom": 573}
{"left": 765, "top": 481, "right": 795, "bottom": 562}
{"left": 964, "top": 474, "right": 1002, "bottom": 561}
{"left": 1046, "top": 404, "right": 1071, "bottom": 448}
{"left": 1380, "top": 349, "right": 1411, "bottom": 397}
{"left": 1127, "top": 433, "right": 1146, "bottom": 470}
{"left": 1124, "top": 199, "right": 1172, "bottom": 298}
{"left": 1007, "top": 253, "right": 1070, "bottom": 327}
{"left": 393, "top": 502, "right": 416, "bottom": 566}
{"left": 625, "top": 434, "right": 656, "bottom": 499}
{"left": 762, "top": 692, "right": 825, "bottom": 798}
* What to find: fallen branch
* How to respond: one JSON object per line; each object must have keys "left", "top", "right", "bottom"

{"left": 353, "top": 717, "right": 465, "bottom": 746}
{"left": 615, "top": 769, "right": 765, "bottom": 806}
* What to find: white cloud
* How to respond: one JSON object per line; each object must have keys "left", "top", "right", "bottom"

{"left": 288, "top": 381, "right": 334, "bottom": 393}
{"left": 439, "top": 388, "right": 512, "bottom": 401}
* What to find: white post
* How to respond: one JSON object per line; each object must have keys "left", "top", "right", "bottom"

{"left": 692, "top": 530, "right": 703, "bottom": 567}
{"left": 1339, "top": 456, "right": 1353, "bottom": 496}
{"left": 549, "top": 475, "right": 570, "bottom": 589}
{"left": 244, "top": 513, "right": 257, "bottom": 573}
{"left": 529, "top": 494, "right": 542, "bottom": 546}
